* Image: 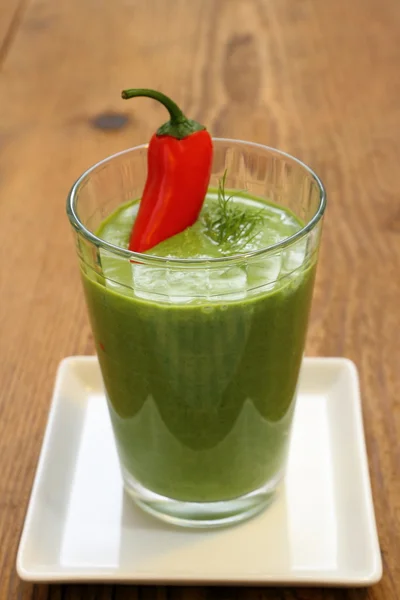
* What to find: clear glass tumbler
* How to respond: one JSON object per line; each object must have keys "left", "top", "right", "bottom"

{"left": 67, "top": 139, "right": 326, "bottom": 528}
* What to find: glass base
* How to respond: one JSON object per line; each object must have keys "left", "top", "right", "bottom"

{"left": 122, "top": 468, "right": 282, "bottom": 529}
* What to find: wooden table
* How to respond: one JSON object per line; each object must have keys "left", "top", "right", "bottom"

{"left": 1, "top": 0, "right": 399, "bottom": 597}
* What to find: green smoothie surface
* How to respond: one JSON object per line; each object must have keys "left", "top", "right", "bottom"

{"left": 97, "top": 190, "right": 302, "bottom": 260}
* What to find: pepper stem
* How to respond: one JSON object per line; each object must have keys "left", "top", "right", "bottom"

{"left": 121, "top": 88, "right": 186, "bottom": 124}
{"left": 121, "top": 87, "right": 206, "bottom": 140}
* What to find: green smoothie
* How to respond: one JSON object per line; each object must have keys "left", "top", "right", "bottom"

{"left": 81, "top": 191, "right": 317, "bottom": 502}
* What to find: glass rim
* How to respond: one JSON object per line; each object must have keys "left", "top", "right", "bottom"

{"left": 66, "top": 138, "right": 327, "bottom": 267}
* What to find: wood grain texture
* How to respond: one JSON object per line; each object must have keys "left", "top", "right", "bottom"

{"left": 0, "top": 0, "right": 29, "bottom": 65}
{"left": 0, "top": 0, "right": 399, "bottom": 597}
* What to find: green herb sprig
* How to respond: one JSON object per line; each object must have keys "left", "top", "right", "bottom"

{"left": 203, "top": 171, "right": 264, "bottom": 250}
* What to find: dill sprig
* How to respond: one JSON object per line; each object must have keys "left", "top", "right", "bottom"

{"left": 203, "top": 170, "right": 264, "bottom": 250}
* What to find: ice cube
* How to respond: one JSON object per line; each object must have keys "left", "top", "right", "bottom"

{"left": 247, "top": 252, "right": 282, "bottom": 293}
{"left": 282, "top": 239, "right": 307, "bottom": 274}
{"left": 132, "top": 264, "right": 168, "bottom": 301}
{"left": 132, "top": 263, "right": 249, "bottom": 303}
{"left": 166, "top": 268, "right": 209, "bottom": 303}
{"left": 100, "top": 250, "right": 133, "bottom": 297}
{"left": 208, "top": 266, "right": 247, "bottom": 301}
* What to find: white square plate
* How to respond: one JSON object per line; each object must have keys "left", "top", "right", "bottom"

{"left": 17, "top": 357, "right": 382, "bottom": 586}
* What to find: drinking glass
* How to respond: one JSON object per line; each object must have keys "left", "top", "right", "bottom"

{"left": 67, "top": 139, "right": 326, "bottom": 527}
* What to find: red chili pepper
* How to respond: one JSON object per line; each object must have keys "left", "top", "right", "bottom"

{"left": 121, "top": 88, "right": 213, "bottom": 253}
